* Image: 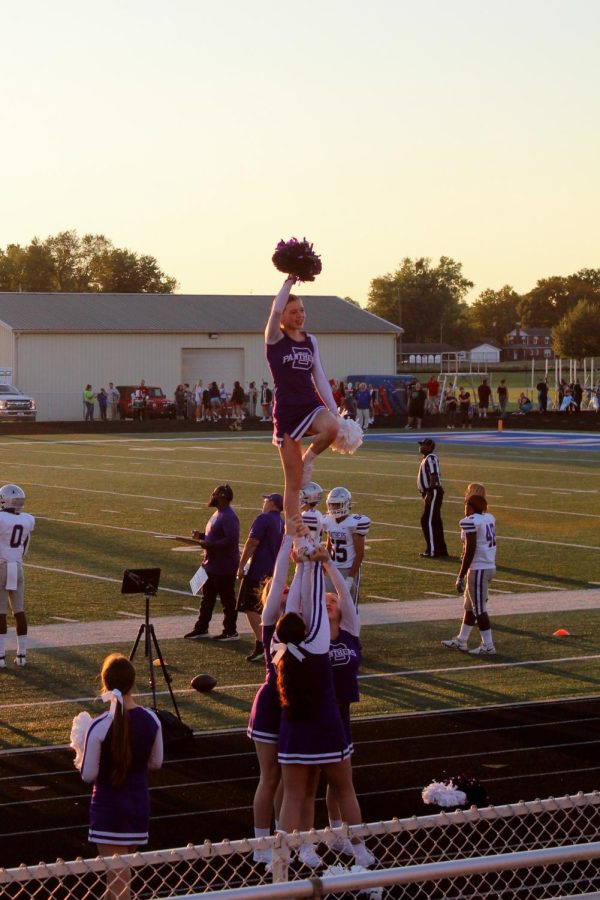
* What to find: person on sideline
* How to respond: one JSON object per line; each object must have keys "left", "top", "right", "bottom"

{"left": 0, "top": 485, "right": 34, "bottom": 668}
{"left": 441, "top": 483, "right": 497, "bottom": 655}
{"left": 83, "top": 384, "right": 96, "bottom": 421}
{"left": 323, "top": 487, "right": 370, "bottom": 605}
{"left": 355, "top": 383, "right": 372, "bottom": 431}
{"left": 78, "top": 654, "right": 163, "bottom": 899}
{"left": 237, "top": 493, "right": 285, "bottom": 662}
{"left": 497, "top": 379, "right": 509, "bottom": 417}
{"left": 106, "top": 383, "right": 120, "bottom": 420}
{"left": 184, "top": 484, "right": 241, "bottom": 642}
{"left": 417, "top": 438, "right": 448, "bottom": 558}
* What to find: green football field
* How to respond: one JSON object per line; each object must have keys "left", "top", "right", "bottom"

{"left": 0, "top": 429, "right": 599, "bottom": 749}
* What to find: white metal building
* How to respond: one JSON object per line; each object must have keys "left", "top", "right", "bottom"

{"left": 0, "top": 292, "right": 402, "bottom": 420}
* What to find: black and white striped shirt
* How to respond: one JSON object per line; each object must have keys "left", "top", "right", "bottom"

{"left": 417, "top": 453, "right": 442, "bottom": 493}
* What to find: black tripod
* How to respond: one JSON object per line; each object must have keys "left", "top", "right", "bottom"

{"left": 121, "top": 568, "right": 181, "bottom": 720}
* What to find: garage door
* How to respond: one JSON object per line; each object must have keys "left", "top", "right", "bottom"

{"left": 181, "top": 348, "right": 244, "bottom": 390}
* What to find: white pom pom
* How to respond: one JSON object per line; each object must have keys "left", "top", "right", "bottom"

{"left": 421, "top": 780, "right": 467, "bottom": 807}
{"left": 331, "top": 417, "right": 363, "bottom": 455}
{"left": 70, "top": 711, "right": 93, "bottom": 770}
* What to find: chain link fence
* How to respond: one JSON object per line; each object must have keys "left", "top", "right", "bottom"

{"left": 1, "top": 791, "right": 599, "bottom": 899}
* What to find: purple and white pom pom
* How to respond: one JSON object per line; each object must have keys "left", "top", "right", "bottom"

{"left": 421, "top": 780, "right": 467, "bottom": 808}
{"left": 272, "top": 237, "right": 322, "bottom": 282}
{"left": 70, "top": 711, "right": 93, "bottom": 770}
{"left": 331, "top": 417, "right": 363, "bottom": 455}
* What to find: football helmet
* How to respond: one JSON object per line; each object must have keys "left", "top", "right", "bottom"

{"left": 300, "top": 481, "right": 323, "bottom": 506}
{"left": 326, "top": 486, "right": 352, "bottom": 517}
{"left": 0, "top": 484, "right": 26, "bottom": 511}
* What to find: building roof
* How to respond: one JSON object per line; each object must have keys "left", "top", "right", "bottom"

{"left": 469, "top": 339, "right": 503, "bottom": 350}
{"left": 508, "top": 326, "right": 552, "bottom": 337}
{"left": 0, "top": 293, "right": 402, "bottom": 336}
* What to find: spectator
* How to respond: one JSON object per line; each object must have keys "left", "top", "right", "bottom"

{"left": 477, "top": 378, "right": 492, "bottom": 418}
{"left": 106, "top": 383, "right": 120, "bottom": 421}
{"left": 236, "top": 493, "right": 284, "bottom": 662}
{"left": 560, "top": 389, "right": 577, "bottom": 413}
{"left": 174, "top": 384, "right": 186, "bottom": 420}
{"left": 497, "top": 379, "right": 509, "bottom": 417}
{"left": 342, "top": 389, "right": 357, "bottom": 421}
{"left": 248, "top": 381, "right": 258, "bottom": 418}
{"left": 230, "top": 380, "right": 245, "bottom": 430}
{"left": 194, "top": 381, "right": 203, "bottom": 422}
{"left": 426, "top": 375, "right": 440, "bottom": 414}
{"left": 518, "top": 393, "right": 534, "bottom": 413}
{"left": 445, "top": 387, "right": 458, "bottom": 429}
{"left": 208, "top": 381, "right": 221, "bottom": 420}
{"left": 458, "top": 387, "right": 472, "bottom": 429}
{"left": 536, "top": 377, "right": 549, "bottom": 412}
{"left": 259, "top": 381, "right": 272, "bottom": 422}
{"left": 355, "top": 383, "right": 372, "bottom": 431}
{"left": 83, "top": 385, "right": 96, "bottom": 422}
{"left": 219, "top": 382, "right": 230, "bottom": 418}
{"left": 97, "top": 388, "right": 108, "bottom": 422}
{"left": 557, "top": 378, "right": 567, "bottom": 408}
{"left": 201, "top": 385, "right": 211, "bottom": 421}
{"left": 132, "top": 381, "right": 148, "bottom": 421}
{"left": 185, "top": 484, "right": 240, "bottom": 642}
{"left": 405, "top": 380, "right": 426, "bottom": 429}
{"left": 184, "top": 384, "right": 195, "bottom": 420}
{"left": 333, "top": 381, "right": 345, "bottom": 411}
{"left": 572, "top": 380, "right": 583, "bottom": 411}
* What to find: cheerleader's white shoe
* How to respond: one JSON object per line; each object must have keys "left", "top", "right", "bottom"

{"left": 298, "top": 844, "right": 322, "bottom": 868}
{"left": 353, "top": 843, "right": 375, "bottom": 868}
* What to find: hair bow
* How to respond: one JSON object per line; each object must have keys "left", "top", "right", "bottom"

{"left": 272, "top": 643, "right": 304, "bottom": 665}
{"left": 101, "top": 688, "right": 123, "bottom": 717}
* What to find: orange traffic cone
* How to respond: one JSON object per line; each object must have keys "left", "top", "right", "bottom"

{"left": 553, "top": 628, "right": 570, "bottom": 637}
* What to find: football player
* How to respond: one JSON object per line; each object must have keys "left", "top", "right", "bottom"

{"left": 323, "top": 487, "right": 370, "bottom": 606}
{"left": 0, "top": 484, "right": 35, "bottom": 667}
{"left": 442, "top": 483, "right": 497, "bottom": 655}
{"left": 299, "top": 481, "right": 326, "bottom": 542}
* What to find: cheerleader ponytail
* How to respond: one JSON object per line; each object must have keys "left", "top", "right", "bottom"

{"left": 100, "top": 653, "right": 135, "bottom": 787}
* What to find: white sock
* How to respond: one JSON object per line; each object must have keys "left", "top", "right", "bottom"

{"left": 0, "top": 634, "right": 6, "bottom": 656}
{"left": 458, "top": 624, "right": 473, "bottom": 641}
{"left": 481, "top": 628, "right": 494, "bottom": 648}
{"left": 329, "top": 819, "right": 343, "bottom": 830}
{"left": 302, "top": 448, "right": 317, "bottom": 465}
{"left": 17, "top": 634, "right": 27, "bottom": 655}
{"left": 254, "top": 827, "right": 270, "bottom": 838}
{"left": 274, "top": 819, "right": 281, "bottom": 832}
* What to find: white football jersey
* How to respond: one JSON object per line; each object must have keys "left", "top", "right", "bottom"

{"left": 459, "top": 511, "right": 496, "bottom": 569}
{"left": 323, "top": 513, "right": 370, "bottom": 569}
{"left": 301, "top": 508, "right": 326, "bottom": 541}
{"left": 0, "top": 510, "right": 35, "bottom": 562}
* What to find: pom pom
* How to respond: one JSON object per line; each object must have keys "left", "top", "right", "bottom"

{"left": 70, "top": 711, "right": 93, "bottom": 770}
{"left": 421, "top": 780, "right": 467, "bottom": 808}
{"left": 331, "top": 416, "right": 363, "bottom": 455}
{"left": 272, "top": 237, "right": 322, "bottom": 282}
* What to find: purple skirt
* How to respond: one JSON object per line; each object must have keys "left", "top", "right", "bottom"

{"left": 247, "top": 681, "right": 280, "bottom": 744}
{"left": 278, "top": 699, "right": 352, "bottom": 765}
{"left": 272, "top": 402, "right": 325, "bottom": 447}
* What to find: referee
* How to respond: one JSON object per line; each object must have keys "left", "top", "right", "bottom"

{"left": 417, "top": 438, "right": 448, "bottom": 558}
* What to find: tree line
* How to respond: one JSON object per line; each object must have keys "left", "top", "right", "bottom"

{"left": 0, "top": 231, "right": 177, "bottom": 294}
{"left": 365, "top": 257, "right": 600, "bottom": 359}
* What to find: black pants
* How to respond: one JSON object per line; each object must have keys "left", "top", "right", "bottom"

{"left": 420, "top": 487, "right": 448, "bottom": 557}
{"left": 196, "top": 573, "right": 238, "bottom": 634}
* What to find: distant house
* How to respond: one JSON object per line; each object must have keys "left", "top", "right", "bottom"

{"left": 469, "top": 340, "right": 502, "bottom": 364}
{"left": 504, "top": 325, "right": 555, "bottom": 360}
{"left": 399, "top": 342, "right": 458, "bottom": 366}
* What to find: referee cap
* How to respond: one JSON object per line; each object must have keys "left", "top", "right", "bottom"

{"left": 418, "top": 438, "right": 436, "bottom": 452}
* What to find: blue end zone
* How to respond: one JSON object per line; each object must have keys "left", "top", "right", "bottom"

{"left": 363, "top": 430, "right": 600, "bottom": 452}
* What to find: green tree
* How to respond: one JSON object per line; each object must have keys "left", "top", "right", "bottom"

{"left": 552, "top": 299, "right": 600, "bottom": 358}
{"left": 518, "top": 271, "right": 600, "bottom": 328}
{"left": 366, "top": 256, "right": 474, "bottom": 343}
{"left": 0, "top": 230, "right": 177, "bottom": 293}
{"left": 467, "top": 285, "right": 521, "bottom": 343}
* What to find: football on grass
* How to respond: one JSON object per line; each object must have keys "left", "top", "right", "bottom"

{"left": 191, "top": 673, "right": 217, "bottom": 693}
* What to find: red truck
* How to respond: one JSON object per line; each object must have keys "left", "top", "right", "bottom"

{"left": 116, "top": 385, "right": 176, "bottom": 420}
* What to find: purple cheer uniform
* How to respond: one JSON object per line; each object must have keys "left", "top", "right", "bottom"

{"left": 266, "top": 332, "right": 325, "bottom": 446}
{"left": 330, "top": 630, "right": 361, "bottom": 748}
{"left": 81, "top": 707, "right": 162, "bottom": 846}
{"left": 247, "top": 623, "right": 280, "bottom": 744}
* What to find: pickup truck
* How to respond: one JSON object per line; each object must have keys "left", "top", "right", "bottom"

{"left": 0, "top": 385, "right": 37, "bottom": 422}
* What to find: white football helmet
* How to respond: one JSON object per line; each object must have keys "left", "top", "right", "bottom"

{"left": 300, "top": 481, "right": 323, "bottom": 506}
{"left": 0, "top": 484, "right": 26, "bottom": 511}
{"left": 326, "top": 486, "right": 352, "bottom": 517}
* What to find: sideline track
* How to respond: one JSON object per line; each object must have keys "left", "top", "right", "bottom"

{"left": 364, "top": 429, "right": 600, "bottom": 452}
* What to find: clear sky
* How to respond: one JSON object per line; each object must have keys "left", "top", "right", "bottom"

{"left": 1, "top": 0, "right": 598, "bottom": 304}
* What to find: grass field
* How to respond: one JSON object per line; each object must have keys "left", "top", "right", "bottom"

{"left": 0, "top": 429, "right": 598, "bottom": 749}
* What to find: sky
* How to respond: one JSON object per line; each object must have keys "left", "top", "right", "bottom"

{"left": 1, "top": 0, "right": 599, "bottom": 305}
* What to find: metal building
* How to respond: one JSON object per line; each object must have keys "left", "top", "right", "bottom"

{"left": 0, "top": 292, "right": 402, "bottom": 420}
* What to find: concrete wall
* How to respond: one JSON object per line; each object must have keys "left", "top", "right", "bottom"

{"left": 16, "top": 331, "right": 399, "bottom": 420}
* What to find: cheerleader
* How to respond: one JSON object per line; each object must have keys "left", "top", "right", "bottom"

{"left": 274, "top": 551, "right": 373, "bottom": 868}
{"left": 264, "top": 276, "right": 340, "bottom": 532}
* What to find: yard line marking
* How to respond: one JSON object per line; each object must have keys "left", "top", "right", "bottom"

{"left": 358, "top": 653, "right": 600, "bottom": 680}
{"left": 424, "top": 591, "right": 455, "bottom": 598}
{"left": 60, "top": 511, "right": 76, "bottom": 515}
{"left": 363, "top": 560, "right": 565, "bottom": 590}
{"left": 182, "top": 606, "right": 197, "bottom": 612}
{"left": 144, "top": 508, "right": 160, "bottom": 511}
{"left": 23, "top": 563, "right": 191, "bottom": 597}
{"left": 117, "top": 611, "right": 144, "bottom": 618}
{"left": 370, "top": 520, "right": 600, "bottom": 551}
{"left": 100, "top": 509, "right": 120, "bottom": 513}
{"left": 49, "top": 616, "right": 79, "bottom": 623}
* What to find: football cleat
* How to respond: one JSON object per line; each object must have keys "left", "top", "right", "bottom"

{"left": 441, "top": 637, "right": 468, "bottom": 651}
{"left": 469, "top": 644, "right": 496, "bottom": 656}
{"left": 0, "top": 656, "right": 5, "bottom": 669}
{"left": 300, "top": 481, "right": 324, "bottom": 506}
{"left": 0, "top": 484, "right": 26, "bottom": 511}
{"left": 326, "top": 486, "right": 352, "bottom": 517}
{"left": 14, "top": 654, "right": 27, "bottom": 667}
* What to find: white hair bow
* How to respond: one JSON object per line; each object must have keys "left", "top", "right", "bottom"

{"left": 101, "top": 688, "right": 123, "bottom": 717}
{"left": 272, "top": 643, "right": 304, "bottom": 665}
